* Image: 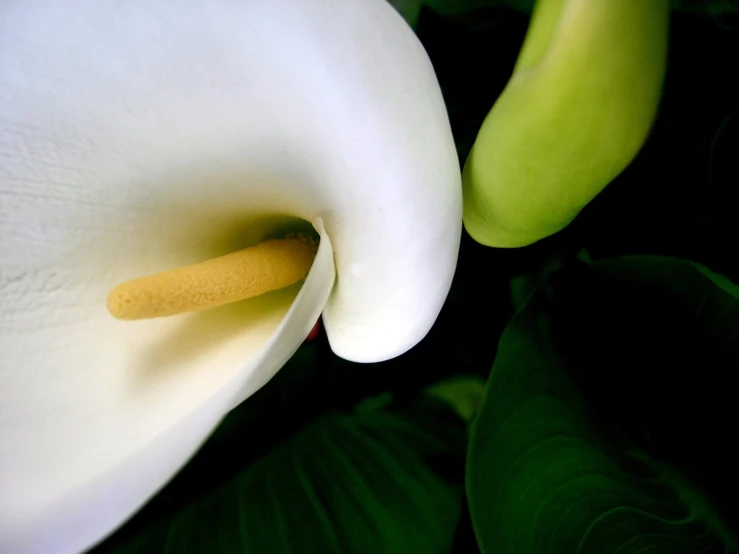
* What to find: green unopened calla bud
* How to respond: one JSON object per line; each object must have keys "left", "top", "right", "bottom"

{"left": 463, "top": 0, "right": 669, "bottom": 247}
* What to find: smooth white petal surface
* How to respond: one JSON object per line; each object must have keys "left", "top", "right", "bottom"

{"left": 0, "top": 220, "right": 334, "bottom": 554}
{"left": 1, "top": 0, "right": 459, "bottom": 552}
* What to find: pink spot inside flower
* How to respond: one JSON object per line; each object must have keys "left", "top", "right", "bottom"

{"left": 305, "top": 318, "right": 321, "bottom": 341}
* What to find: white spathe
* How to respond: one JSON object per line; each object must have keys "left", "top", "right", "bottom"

{"left": 0, "top": 1, "right": 462, "bottom": 553}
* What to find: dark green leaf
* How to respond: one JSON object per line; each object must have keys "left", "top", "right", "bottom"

{"left": 468, "top": 255, "right": 739, "bottom": 553}
{"left": 94, "top": 396, "right": 466, "bottom": 554}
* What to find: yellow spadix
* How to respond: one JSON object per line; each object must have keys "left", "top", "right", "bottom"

{"left": 107, "top": 235, "right": 317, "bottom": 320}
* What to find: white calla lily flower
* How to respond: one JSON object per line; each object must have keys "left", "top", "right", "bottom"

{"left": 0, "top": 1, "right": 461, "bottom": 553}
